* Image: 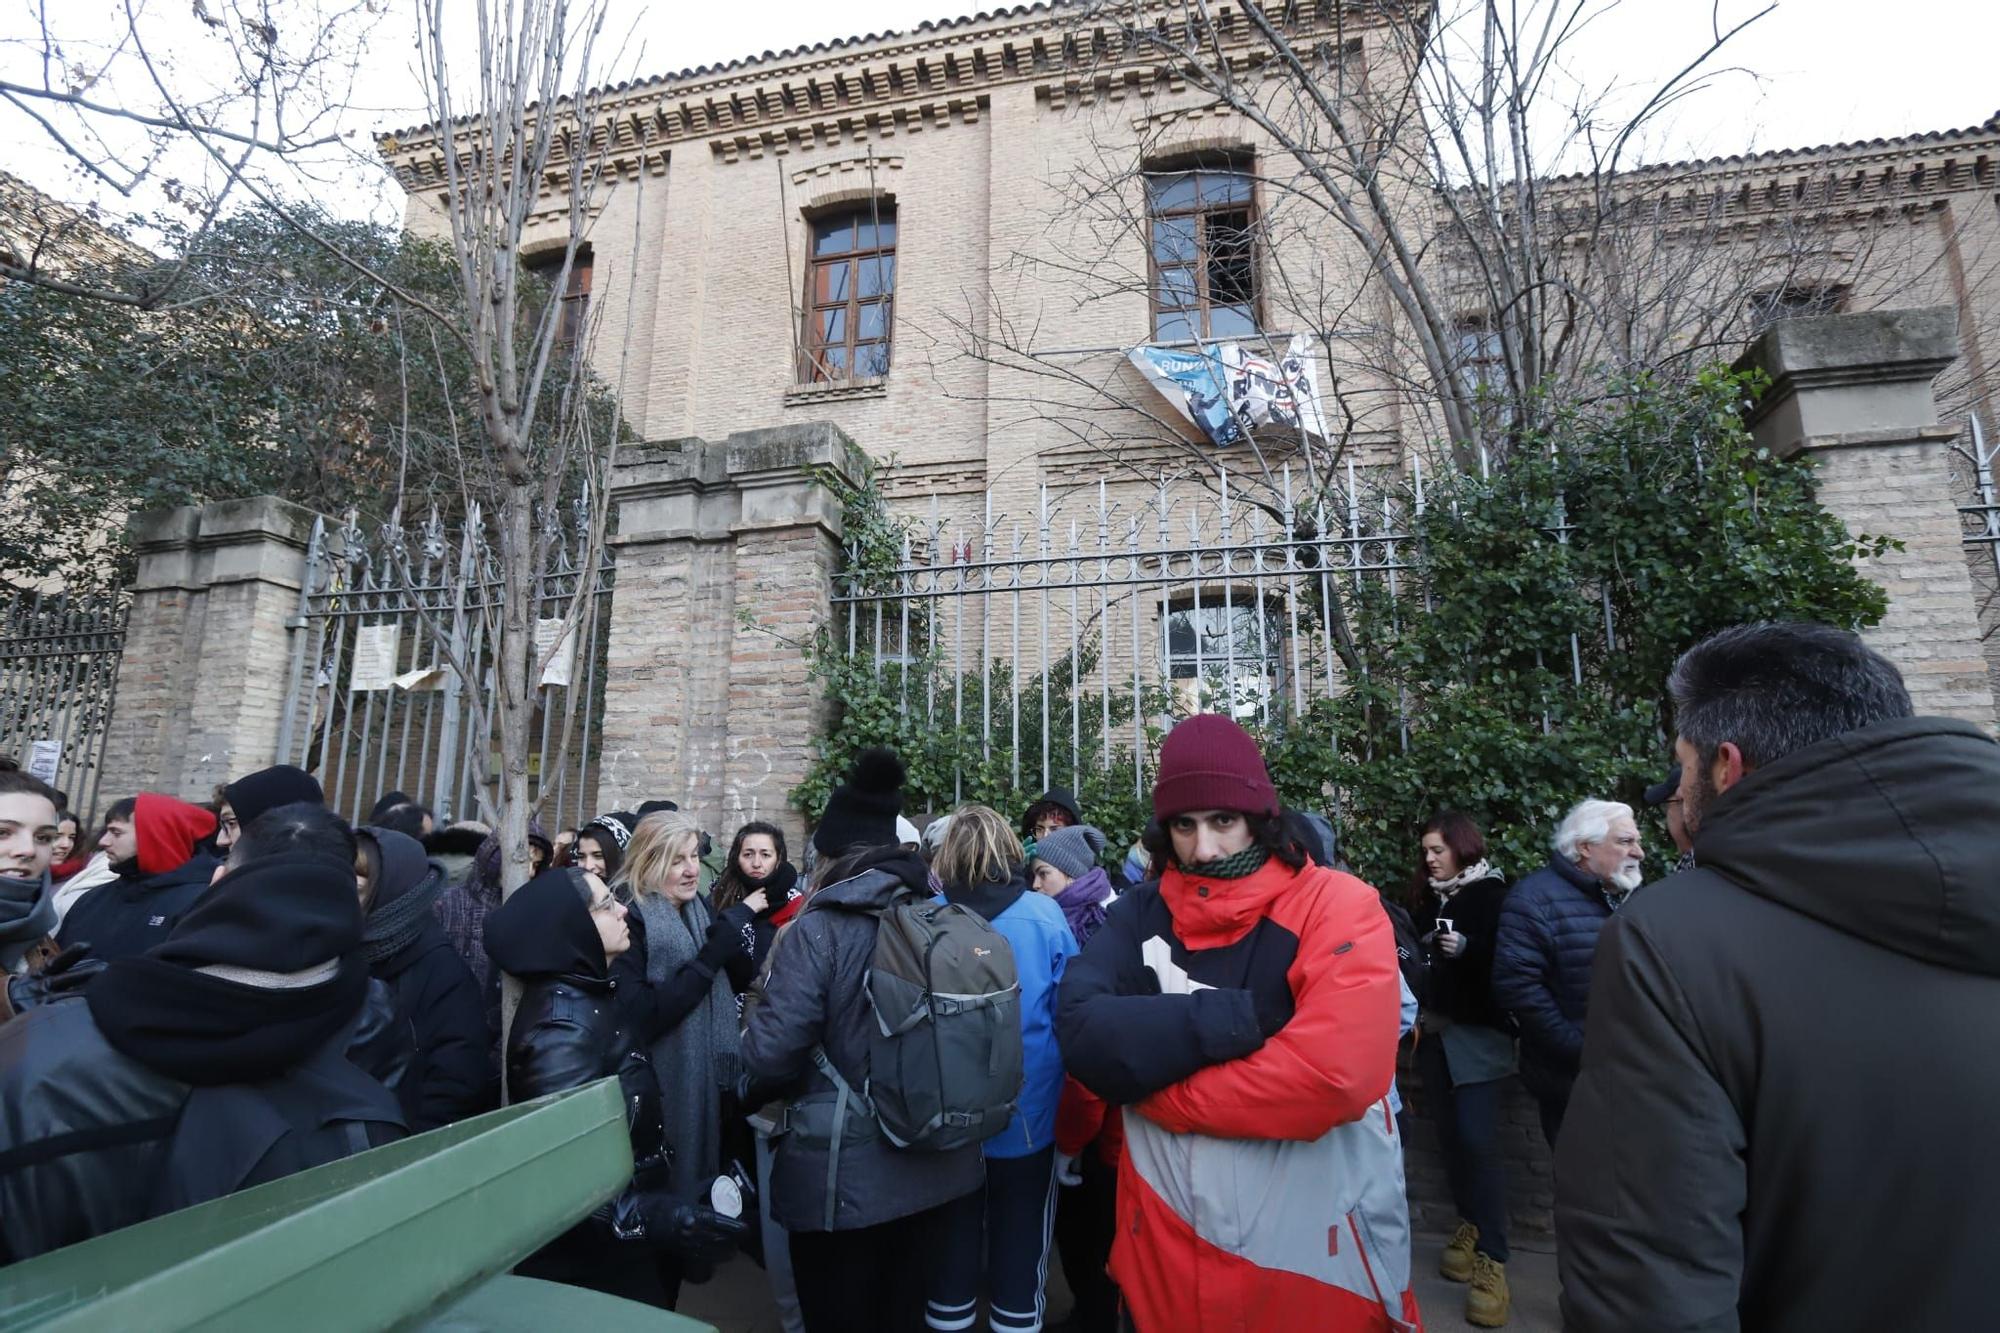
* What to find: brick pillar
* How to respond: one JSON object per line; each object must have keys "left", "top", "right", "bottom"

{"left": 1739, "top": 307, "right": 1999, "bottom": 729}
{"left": 599, "top": 423, "right": 864, "bottom": 849}
{"left": 722, "top": 424, "right": 864, "bottom": 849}
{"left": 100, "top": 497, "right": 318, "bottom": 802}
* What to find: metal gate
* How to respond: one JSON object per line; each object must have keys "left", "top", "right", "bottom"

{"left": 0, "top": 587, "right": 127, "bottom": 820}
{"left": 273, "top": 506, "right": 614, "bottom": 830}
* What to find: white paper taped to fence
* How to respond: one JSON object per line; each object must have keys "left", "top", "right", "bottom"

{"left": 536, "top": 618, "right": 576, "bottom": 688}
{"left": 26, "top": 739, "right": 61, "bottom": 785}
{"left": 349, "top": 624, "right": 401, "bottom": 692}
{"left": 1126, "top": 333, "right": 1330, "bottom": 448}
{"left": 395, "top": 665, "right": 448, "bottom": 692}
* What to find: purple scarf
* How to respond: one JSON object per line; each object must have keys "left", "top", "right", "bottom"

{"left": 1052, "top": 866, "right": 1115, "bottom": 947}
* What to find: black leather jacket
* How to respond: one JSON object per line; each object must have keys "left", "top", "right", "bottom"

{"left": 507, "top": 971, "right": 627, "bottom": 1103}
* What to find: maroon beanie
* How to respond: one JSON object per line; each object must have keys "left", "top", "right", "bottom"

{"left": 1152, "top": 714, "right": 1279, "bottom": 821}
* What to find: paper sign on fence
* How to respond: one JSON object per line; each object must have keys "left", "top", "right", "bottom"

{"left": 536, "top": 618, "right": 576, "bottom": 688}
{"left": 349, "top": 624, "right": 400, "bottom": 692}
{"left": 26, "top": 740, "right": 61, "bottom": 785}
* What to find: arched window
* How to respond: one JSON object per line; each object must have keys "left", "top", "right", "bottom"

{"left": 801, "top": 205, "right": 896, "bottom": 383}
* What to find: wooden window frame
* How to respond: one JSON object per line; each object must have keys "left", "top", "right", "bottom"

{"left": 525, "top": 248, "right": 592, "bottom": 350}
{"left": 800, "top": 206, "right": 897, "bottom": 384}
{"left": 1146, "top": 163, "right": 1262, "bottom": 344}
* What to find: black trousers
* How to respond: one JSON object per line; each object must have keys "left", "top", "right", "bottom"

{"left": 1052, "top": 1144, "right": 1119, "bottom": 1330}
{"left": 929, "top": 1146, "right": 1059, "bottom": 1333}
{"left": 790, "top": 1200, "right": 954, "bottom": 1333}
{"left": 1416, "top": 1033, "right": 1510, "bottom": 1262}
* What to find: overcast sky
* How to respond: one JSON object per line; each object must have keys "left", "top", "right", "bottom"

{"left": 5, "top": 0, "right": 1996, "bottom": 232}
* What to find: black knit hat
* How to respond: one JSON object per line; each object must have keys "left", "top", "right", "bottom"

{"left": 812, "top": 747, "right": 907, "bottom": 856}
{"left": 224, "top": 765, "right": 324, "bottom": 827}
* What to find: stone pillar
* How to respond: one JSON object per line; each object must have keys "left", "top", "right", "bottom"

{"left": 1739, "top": 307, "right": 1998, "bottom": 728}
{"left": 599, "top": 422, "right": 864, "bottom": 849}
{"left": 100, "top": 497, "right": 318, "bottom": 801}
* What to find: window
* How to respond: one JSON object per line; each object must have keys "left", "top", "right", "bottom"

{"left": 802, "top": 206, "right": 896, "bottom": 383}
{"left": 525, "top": 247, "right": 592, "bottom": 350}
{"left": 1148, "top": 166, "right": 1260, "bottom": 343}
{"left": 1165, "top": 599, "right": 1285, "bottom": 719}
{"left": 1454, "top": 317, "right": 1504, "bottom": 399}
{"left": 1747, "top": 284, "right": 1847, "bottom": 333}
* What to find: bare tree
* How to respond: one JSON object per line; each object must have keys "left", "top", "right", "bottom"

{"left": 5, "top": 0, "right": 637, "bottom": 904}
{"left": 942, "top": 0, "right": 1941, "bottom": 497}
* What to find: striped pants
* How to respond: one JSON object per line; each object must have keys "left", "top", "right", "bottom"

{"left": 926, "top": 1145, "right": 1059, "bottom": 1333}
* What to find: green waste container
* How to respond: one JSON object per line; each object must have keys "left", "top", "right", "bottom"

{"left": 0, "top": 1078, "right": 714, "bottom": 1331}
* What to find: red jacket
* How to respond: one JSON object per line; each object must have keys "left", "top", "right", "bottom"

{"left": 1056, "top": 856, "right": 1421, "bottom": 1333}
{"left": 1054, "top": 1076, "right": 1124, "bottom": 1166}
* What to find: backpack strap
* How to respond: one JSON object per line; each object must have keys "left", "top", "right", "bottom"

{"left": 810, "top": 1045, "right": 877, "bottom": 1232}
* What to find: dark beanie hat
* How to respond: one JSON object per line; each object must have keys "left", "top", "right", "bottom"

{"left": 812, "top": 747, "right": 907, "bottom": 856}
{"left": 225, "top": 765, "right": 325, "bottom": 826}
{"left": 368, "top": 790, "right": 412, "bottom": 821}
{"left": 1152, "top": 714, "right": 1278, "bottom": 821}
{"left": 1033, "top": 824, "right": 1107, "bottom": 880}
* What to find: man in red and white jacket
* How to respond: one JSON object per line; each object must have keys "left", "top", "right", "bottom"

{"left": 1056, "top": 714, "right": 1420, "bottom": 1333}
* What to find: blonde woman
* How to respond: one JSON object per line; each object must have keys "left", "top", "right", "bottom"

{"left": 927, "top": 804, "right": 1078, "bottom": 1333}
{"left": 613, "top": 810, "right": 765, "bottom": 1298}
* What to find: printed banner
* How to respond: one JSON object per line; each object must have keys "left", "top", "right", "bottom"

{"left": 349, "top": 623, "right": 400, "bottom": 692}
{"left": 1126, "top": 333, "right": 1330, "bottom": 448}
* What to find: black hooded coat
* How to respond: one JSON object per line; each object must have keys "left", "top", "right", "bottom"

{"left": 484, "top": 868, "right": 630, "bottom": 1103}
{"left": 363, "top": 827, "right": 495, "bottom": 1131}
{"left": 0, "top": 853, "right": 404, "bottom": 1262}
{"left": 1556, "top": 717, "right": 2000, "bottom": 1332}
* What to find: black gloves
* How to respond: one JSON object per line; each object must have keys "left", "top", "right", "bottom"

{"left": 3, "top": 944, "right": 103, "bottom": 1020}
{"left": 649, "top": 1199, "right": 749, "bottom": 1264}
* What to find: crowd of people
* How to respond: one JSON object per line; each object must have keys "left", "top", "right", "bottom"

{"left": 0, "top": 618, "right": 1992, "bottom": 1333}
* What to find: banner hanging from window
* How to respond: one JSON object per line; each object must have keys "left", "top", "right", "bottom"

{"left": 1126, "top": 333, "right": 1330, "bottom": 448}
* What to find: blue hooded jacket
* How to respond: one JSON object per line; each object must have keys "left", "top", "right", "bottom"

{"left": 939, "top": 865, "right": 1077, "bottom": 1157}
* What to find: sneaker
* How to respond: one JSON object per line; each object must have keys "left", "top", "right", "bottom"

{"left": 1466, "top": 1252, "right": 1511, "bottom": 1328}
{"left": 1439, "top": 1221, "right": 1477, "bottom": 1283}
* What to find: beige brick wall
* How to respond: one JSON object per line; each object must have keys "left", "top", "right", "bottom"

{"left": 1808, "top": 433, "right": 1999, "bottom": 724}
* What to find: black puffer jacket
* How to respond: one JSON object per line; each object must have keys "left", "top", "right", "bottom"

{"left": 1492, "top": 854, "right": 1614, "bottom": 1079}
{"left": 1557, "top": 717, "right": 2000, "bottom": 1332}
{"left": 740, "top": 849, "right": 985, "bottom": 1233}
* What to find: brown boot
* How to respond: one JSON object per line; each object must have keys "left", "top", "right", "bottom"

{"left": 1467, "top": 1252, "right": 1511, "bottom": 1328}
{"left": 1439, "top": 1221, "right": 1477, "bottom": 1282}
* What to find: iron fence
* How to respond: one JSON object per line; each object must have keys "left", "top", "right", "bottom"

{"left": 274, "top": 504, "right": 614, "bottom": 830}
{"left": 0, "top": 588, "right": 126, "bottom": 821}
{"left": 1954, "top": 413, "right": 2000, "bottom": 689}
{"left": 834, "top": 463, "right": 1438, "bottom": 802}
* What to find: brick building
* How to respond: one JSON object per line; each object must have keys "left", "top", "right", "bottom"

{"left": 380, "top": 4, "right": 2000, "bottom": 735}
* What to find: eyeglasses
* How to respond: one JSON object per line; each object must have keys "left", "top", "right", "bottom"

{"left": 588, "top": 894, "right": 622, "bottom": 917}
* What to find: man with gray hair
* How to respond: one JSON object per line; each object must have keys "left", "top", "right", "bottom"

{"left": 1491, "top": 797, "right": 1644, "bottom": 1146}
{"left": 1556, "top": 622, "right": 2000, "bottom": 1332}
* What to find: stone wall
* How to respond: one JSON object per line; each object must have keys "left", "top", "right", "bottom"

{"left": 99, "top": 497, "right": 316, "bottom": 804}
{"left": 1739, "top": 307, "right": 1998, "bottom": 730}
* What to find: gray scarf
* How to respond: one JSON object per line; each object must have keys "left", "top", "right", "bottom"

{"left": 0, "top": 870, "right": 55, "bottom": 974}
{"left": 629, "top": 891, "right": 740, "bottom": 1199}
